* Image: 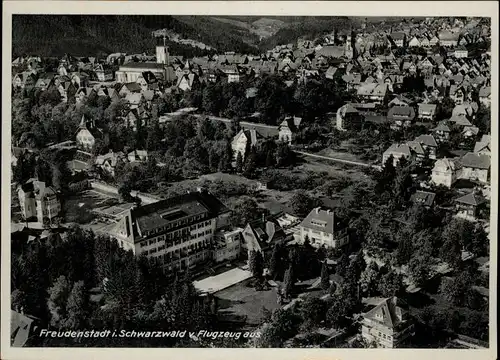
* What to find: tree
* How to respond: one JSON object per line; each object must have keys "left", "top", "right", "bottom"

{"left": 269, "top": 243, "right": 283, "bottom": 280}
{"left": 378, "top": 269, "right": 404, "bottom": 297}
{"left": 288, "top": 192, "right": 318, "bottom": 218}
{"left": 300, "top": 297, "right": 327, "bottom": 326}
{"left": 47, "top": 275, "right": 71, "bottom": 328}
{"left": 63, "top": 281, "right": 89, "bottom": 329}
{"left": 320, "top": 260, "right": 330, "bottom": 290}
{"left": 396, "top": 228, "right": 414, "bottom": 265}
{"left": 283, "top": 264, "right": 295, "bottom": 298}
{"left": 360, "top": 261, "right": 380, "bottom": 297}
{"left": 440, "top": 236, "right": 462, "bottom": 269}
{"left": 408, "top": 255, "right": 430, "bottom": 287}
{"left": 230, "top": 196, "right": 260, "bottom": 227}
{"left": 243, "top": 148, "right": 258, "bottom": 178}
{"left": 375, "top": 155, "right": 396, "bottom": 194}
{"left": 235, "top": 152, "right": 243, "bottom": 173}
{"left": 328, "top": 280, "right": 337, "bottom": 296}
{"left": 249, "top": 250, "right": 264, "bottom": 280}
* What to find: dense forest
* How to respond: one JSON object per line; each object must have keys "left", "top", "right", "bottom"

{"left": 12, "top": 15, "right": 260, "bottom": 57}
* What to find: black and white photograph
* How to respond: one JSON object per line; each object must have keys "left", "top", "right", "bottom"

{"left": 1, "top": 1, "right": 497, "bottom": 358}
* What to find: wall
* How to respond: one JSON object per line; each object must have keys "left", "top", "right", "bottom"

{"left": 89, "top": 181, "right": 161, "bottom": 204}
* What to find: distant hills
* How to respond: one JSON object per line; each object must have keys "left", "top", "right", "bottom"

{"left": 12, "top": 15, "right": 361, "bottom": 58}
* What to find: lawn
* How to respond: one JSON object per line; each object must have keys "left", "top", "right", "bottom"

{"left": 215, "top": 279, "right": 280, "bottom": 327}
{"left": 63, "top": 190, "right": 112, "bottom": 225}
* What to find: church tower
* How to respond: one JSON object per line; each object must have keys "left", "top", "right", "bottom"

{"left": 156, "top": 34, "right": 170, "bottom": 66}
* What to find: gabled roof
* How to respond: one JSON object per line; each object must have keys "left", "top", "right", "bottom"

{"left": 407, "top": 141, "right": 425, "bottom": 155}
{"left": 474, "top": 134, "right": 491, "bottom": 153}
{"left": 479, "top": 86, "right": 491, "bottom": 97}
{"left": 460, "top": 152, "right": 490, "bottom": 170}
{"left": 433, "top": 122, "right": 451, "bottom": 132}
{"left": 300, "top": 207, "right": 345, "bottom": 235}
{"left": 418, "top": 103, "right": 437, "bottom": 113}
{"left": 387, "top": 105, "right": 416, "bottom": 120}
{"left": 411, "top": 190, "right": 436, "bottom": 207}
{"left": 11, "top": 311, "right": 37, "bottom": 347}
{"left": 363, "top": 297, "right": 408, "bottom": 330}
{"left": 414, "top": 134, "right": 438, "bottom": 147}
{"left": 455, "top": 192, "right": 486, "bottom": 206}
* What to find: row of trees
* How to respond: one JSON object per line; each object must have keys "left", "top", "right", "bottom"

{"left": 11, "top": 225, "right": 217, "bottom": 346}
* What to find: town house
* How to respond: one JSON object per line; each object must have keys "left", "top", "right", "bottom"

{"left": 213, "top": 227, "right": 243, "bottom": 263}
{"left": 454, "top": 191, "right": 487, "bottom": 221}
{"left": 17, "top": 179, "right": 61, "bottom": 223}
{"left": 299, "top": 207, "right": 349, "bottom": 249}
{"left": 361, "top": 297, "right": 415, "bottom": 348}
{"left": 431, "top": 158, "right": 461, "bottom": 188}
{"left": 388, "top": 105, "right": 416, "bottom": 130}
{"left": 75, "top": 115, "right": 103, "bottom": 152}
{"left": 414, "top": 134, "right": 438, "bottom": 159}
{"left": 231, "top": 129, "right": 261, "bottom": 161}
{"left": 278, "top": 116, "right": 302, "bottom": 144}
{"left": 417, "top": 103, "right": 437, "bottom": 121}
{"left": 383, "top": 143, "right": 416, "bottom": 167}
{"left": 459, "top": 152, "right": 490, "bottom": 184}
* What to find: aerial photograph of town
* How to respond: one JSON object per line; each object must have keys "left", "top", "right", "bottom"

{"left": 8, "top": 13, "right": 492, "bottom": 349}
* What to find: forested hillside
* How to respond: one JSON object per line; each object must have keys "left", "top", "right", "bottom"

{"left": 258, "top": 16, "right": 358, "bottom": 50}
{"left": 12, "top": 15, "right": 260, "bottom": 57}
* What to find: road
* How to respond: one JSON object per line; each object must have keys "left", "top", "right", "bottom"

{"left": 295, "top": 151, "right": 382, "bottom": 171}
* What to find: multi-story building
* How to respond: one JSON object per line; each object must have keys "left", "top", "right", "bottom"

{"left": 298, "top": 207, "right": 349, "bottom": 249}
{"left": 431, "top": 157, "right": 462, "bottom": 188}
{"left": 17, "top": 179, "right": 61, "bottom": 223}
{"left": 361, "top": 297, "right": 415, "bottom": 348}
{"left": 103, "top": 190, "right": 231, "bottom": 274}
{"left": 213, "top": 227, "right": 243, "bottom": 263}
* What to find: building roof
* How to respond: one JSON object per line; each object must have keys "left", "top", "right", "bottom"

{"left": 474, "top": 134, "right": 491, "bottom": 153}
{"left": 418, "top": 103, "right": 437, "bottom": 114}
{"left": 387, "top": 105, "right": 416, "bottom": 120}
{"left": 411, "top": 190, "right": 436, "bottom": 207}
{"left": 479, "top": 86, "right": 491, "bottom": 97}
{"left": 414, "top": 134, "right": 438, "bottom": 147}
{"left": 433, "top": 122, "right": 451, "bottom": 132}
{"left": 455, "top": 192, "right": 486, "bottom": 206}
{"left": 11, "top": 311, "right": 37, "bottom": 347}
{"left": 384, "top": 143, "right": 412, "bottom": 157}
{"left": 363, "top": 297, "right": 408, "bottom": 330}
{"left": 299, "top": 207, "right": 345, "bottom": 235}
{"left": 407, "top": 141, "right": 425, "bottom": 155}
{"left": 460, "top": 152, "right": 490, "bottom": 170}
{"left": 129, "top": 191, "right": 229, "bottom": 240}
{"left": 120, "top": 62, "right": 165, "bottom": 70}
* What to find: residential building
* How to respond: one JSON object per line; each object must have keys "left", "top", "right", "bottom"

{"left": 388, "top": 106, "right": 416, "bottom": 129}
{"left": 459, "top": 152, "right": 490, "bottom": 183}
{"left": 75, "top": 115, "right": 103, "bottom": 151}
{"left": 128, "top": 150, "right": 149, "bottom": 163}
{"left": 95, "top": 151, "right": 126, "bottom": 178}
{"left": 101, "top": 190, "right": 231, "bottom": 273}
{"left": 213, "top": 227, "right": 243, "bottom": 263}
{"left": 336, "top": 103, "right": 365, "bottom": 131}
{"left": 357, "top": 83, "right": 389, "bottom": 104}
{"left": 417, "top": 103, "right": 437, "bottom": 121}
{"left": 361, "top": 297, "right": 415, "bottom": 348}
{"left": 241, "top": 219, "right": 286, "bottom": 258}
{"left": 411, "top": 190, "right": 436, "bottom": 208}
{"left": 439, "top": 31, "right": 459, "bottom": 47}
{"left": 298, "top": 207, "right": 349, "bottom": 249}
{"left": 278, "top": 116, "right": 302, "bottom": 145}
{"left": 13, "top": 71, "right": 37, "bottom": 89}
{"left": 390, "top": 32, "right": 406, "bottom": 47}
{"left": 431, "top": 158, "right": 462, "bottom": 188}
{"left": 383, "top": 143, "right": 415, "bottom": 167}
{"left": 17, "top": 179, "right": 61, "bottom": 223}
{"left": 408, "top": 36, "right": 421, "bottom": 47}
{"left": 478, "top": 86, "right": 491, "bottom": 107}
{"left": 454, "top": 191, "right": 486, "bottom": 221}
{"left": 11, "top": 311, "right": 39, "bottom": 347}
{"left": 433, "top": 122, "right": 451, "bottom": 142}
{"left": 454, "top": 46, "right": 469, "bottom": 58}
{"left": 474, "top": 135, "right": 491, "bottom": 156}
{"left": 414, "top": 134, "right": 438, "bottom": 159}
{"left": 231, "top": 129, "right": 260, "bottom": 161}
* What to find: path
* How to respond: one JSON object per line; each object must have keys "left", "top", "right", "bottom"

{"left": 295, "top": 151, "right": 382, "bottom": 170}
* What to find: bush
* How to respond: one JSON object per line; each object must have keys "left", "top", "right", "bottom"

{"left": 68, "top": 180, "right": 90, "bottom": 194}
